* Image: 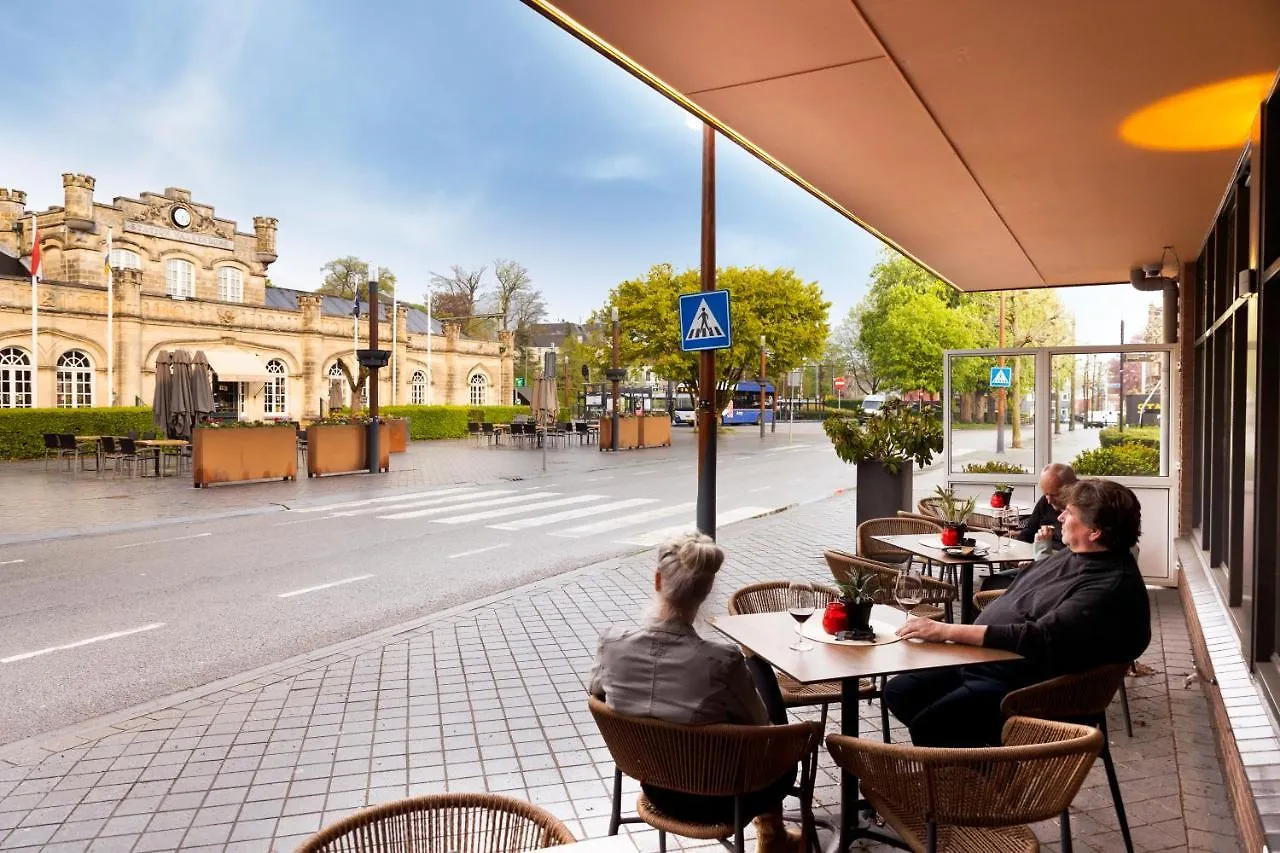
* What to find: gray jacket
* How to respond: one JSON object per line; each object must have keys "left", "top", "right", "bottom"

{"left": 587, "top": 617, "right": 768, "bottom": 726}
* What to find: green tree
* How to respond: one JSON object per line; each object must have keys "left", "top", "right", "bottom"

{"left": 317, "top": 256, "right": 396, "bottom": 298}
{"left": 826, "top": 306, "right": 884, "bottom": 395}
{"left": 600, "top": 264, "right": 829, "bottom": 409}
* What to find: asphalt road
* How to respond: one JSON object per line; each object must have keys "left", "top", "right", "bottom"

{"left": 0, "top": 423, "right": 895, "bottom": 745}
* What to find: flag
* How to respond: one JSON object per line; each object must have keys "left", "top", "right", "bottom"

{"left": 28, "top": 216, "right": 40, "bottom": 280}
{"left": 103, "top": 229, "right": 112, "bottom": 279}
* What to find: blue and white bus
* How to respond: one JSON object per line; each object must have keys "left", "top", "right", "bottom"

{"left": 721, "top": 381, "right": 775, "bottom": 425}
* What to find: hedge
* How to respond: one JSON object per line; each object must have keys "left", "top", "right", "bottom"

{"left": 1099, "top": 426, "right": 1161, "bottom": 450}
{"left": 962, "top": 460, "right": 1030, "bottom": 474}
{"left": 379, "top": 405, "right": 532, "bottom": 440}
{"left": 1071, "top": 443, "right": 1161, "bottom": 476}
{"left": 0, "top": 407, "right": 157, "bottom": 460}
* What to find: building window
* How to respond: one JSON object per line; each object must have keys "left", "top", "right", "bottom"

{"left": 469, "top": 373, "right": 488, "bottom": 406}
{"left": 411, "top": 370, "right": 427, "bottom": 405}
{"left": 166, "top": 259, "right": 194, "bottom": 299}
{"left": 0, "top": 347, "right": 33, "bottom": 408}
{"left": 56, "top": 350, "right": 93, "bottom": 408}
{"left": 109, "top": 248, "right": 141, "bottom": 270}
{"left": 216, "top": 267, "right": 243, "bottom": 303}
{"left": 328, "top": 362, "right": 348, "bottom": 407}
{"left": 264, "top": 359, "right": 287, "bottom": 415}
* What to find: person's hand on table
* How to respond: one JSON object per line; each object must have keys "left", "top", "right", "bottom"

{"left": 896, "top": 616, "right": 988, "bottom": 646}
{"left": 1034, "top": 525, "right": 1055, "bottom": 542}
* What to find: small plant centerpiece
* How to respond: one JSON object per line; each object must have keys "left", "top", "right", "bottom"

{"left": 824, "top": 399, "right": 944, "bottom": 526}
{"left": 934, "top": 485, "right": 977, "bottom": 546}
{"left": 990, "top": 483, "right": 1014, "bottom": 508}
{"left": 835, "top": 568, "right": 884, "bottom": 635}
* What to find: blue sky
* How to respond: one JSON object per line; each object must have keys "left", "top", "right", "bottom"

{"left": 2, "top": 0, "right": 1154, "bottom": 340}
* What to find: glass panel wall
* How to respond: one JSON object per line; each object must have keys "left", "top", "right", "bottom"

{"left": 946, "top": 353, "right": 1036, "bottom": 477}
{"left": 1051, "top": 351, "right": 1169, "bottom": 478}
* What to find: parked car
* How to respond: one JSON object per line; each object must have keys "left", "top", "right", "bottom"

{"left": 1084, "top": 410, "right": 1120, "bottom": 428}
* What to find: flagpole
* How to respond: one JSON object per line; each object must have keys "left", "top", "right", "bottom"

{"left": 391, "top": 280, "right": 397, "bottom": 406}
{"left": 106, "top": 227, "right": 114, "bottom": 406}
{"left": 30, "top": 214, "right": 38, "bottom": 408}
{"left": 426, "top": 283, "right": 433, "bottom": 406}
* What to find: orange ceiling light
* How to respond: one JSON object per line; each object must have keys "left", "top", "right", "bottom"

{"left": 1120, "top": 72, "right": 1274, "bottom": 151}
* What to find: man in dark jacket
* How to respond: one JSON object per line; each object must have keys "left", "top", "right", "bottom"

{"left": 884, "top": 478, "right": 1149, "bottom": 747}
{"left": 1015, "top": 462, "right": 1077, "bottom": 546}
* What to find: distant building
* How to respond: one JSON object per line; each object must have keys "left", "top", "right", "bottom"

{"left": 0, "top": 174, "right": 512, "bottom": 416}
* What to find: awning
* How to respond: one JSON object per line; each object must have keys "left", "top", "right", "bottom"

{"left": 201, "top": 349, "right": 274, "bottom": 382}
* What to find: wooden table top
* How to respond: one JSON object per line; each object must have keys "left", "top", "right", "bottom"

{"left": 135, "top": 439, "right": 189, "bottom": 447}
{"left": 74, "top": 436, "right": 102, "bottom": 441}
{"left": 710, "top": 608, "right": 1020, "bottom": 685}
{"left": 873, "top": 532, "right": 1036, "bottom": 565}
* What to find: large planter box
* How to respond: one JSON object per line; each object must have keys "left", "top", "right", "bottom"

{"left": 639, "top": 415, "right": 671, "bottom": 448}
{"left": 855, "top": 460, "right": 914, "bottom": 528}
{"left": 307, "top": 423, "right": 390, "bottom": 477}
{"left": 599, "top": 415, "right": 671, "bottom": 451}
{"left": 192, "top": 426, "right": 297, "bottom": 488}
{"left": 386, "top": 418, "right": 409, "bottom": 453}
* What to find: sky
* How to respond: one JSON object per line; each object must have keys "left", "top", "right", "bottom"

{"left": 2, "top": 0, "right": 1156, "bottom": 345}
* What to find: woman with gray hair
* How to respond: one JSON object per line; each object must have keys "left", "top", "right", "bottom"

{"left": 588, "top": 532, "right": 799, "bottom": 852}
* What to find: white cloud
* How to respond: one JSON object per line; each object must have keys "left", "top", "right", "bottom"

{"left": 577, "top": 154, "right": 659, "bottom": 183}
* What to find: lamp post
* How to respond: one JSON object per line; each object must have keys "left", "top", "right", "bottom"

{"left": 759, "top": 334, "right": 767, "bottom": 439}
{"left": 610, "top": 306, "right": 621, "bottom": 452}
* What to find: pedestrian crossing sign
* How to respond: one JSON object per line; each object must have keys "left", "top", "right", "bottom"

{"left": 990, "top": 366, "right": 1012, "bottom": 388}
{"left": 679, "top": 289, "right": 732, "bottom": 352}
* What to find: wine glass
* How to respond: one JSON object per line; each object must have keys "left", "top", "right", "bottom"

{"left": 787, "top": 581, "right": 815, "bottom": 652}
{"left": 993, "top": 507, "right": 1011, "bottom": 551}
{"left": 894, "top": 571, "right": 924, "bottom": 616}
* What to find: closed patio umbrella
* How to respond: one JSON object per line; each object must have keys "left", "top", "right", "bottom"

{"left": 190, "top": 351, "right": 215, "bottom": 420}
{"left": 531, "top": 374, "right": 558, "bottom": 428}
{"left": 152, "top": 350, "right": 173, "bottom": 434}
{"left": 168, "top": 350, "right": 195, "bottom": 439}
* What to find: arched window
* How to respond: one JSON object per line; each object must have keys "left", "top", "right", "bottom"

{"left": 0, "top": 347, "right": 33, "bottom": 408}
{"left": 327, "top": 362, "right": 348, "bottom": 407}
{"left": 166, "top": 258, "right": 194, "bottom": 299}
{"left": 469, "top": 372, "right": 488, "bottom": 407}
{"left": 109, "top": 248, "right": 141, "bottom": 270}
{"left": 264, "top": 359, "right": 287, "bottom": 415}
{"left": 411, "top": 370, "right": 427, "bottom": 405}
{"left": 216, "top": 267, "right": 243, "bottom": 303}
{"left": 56, "top": 350, "right": 93, "bottom": 408}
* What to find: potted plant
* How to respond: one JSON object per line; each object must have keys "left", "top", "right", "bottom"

{"left": 990, "top": 483, "right": 1014, "bottom": 508}
{"left": 824, "top": 399, "right": 943, "bottom": 527}
{"left": 836, "top": 569, "right": 883, "bottom": 633}
{"left": 933, "top": 485, "right": 977, "bottom": 546}
{"left": 192, "top": 419, "right": 297, "bottom": 488}
{"left": 307, "top": 414, "right": 390, "bottom": 477}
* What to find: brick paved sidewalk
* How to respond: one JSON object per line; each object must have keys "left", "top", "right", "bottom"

{"left": 0, "top": 492, "right": 1239, "bottom": 852}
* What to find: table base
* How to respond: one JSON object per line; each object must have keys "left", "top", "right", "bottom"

{"left": 839, "top": 678, "right": 911, "bottom": 851}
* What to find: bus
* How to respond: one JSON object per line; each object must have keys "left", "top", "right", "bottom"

{"left": 721, "top": 381, "right": 775, "bottom": 425}
{"left": 672, "top": 391, "right": 697, "bottom": 426}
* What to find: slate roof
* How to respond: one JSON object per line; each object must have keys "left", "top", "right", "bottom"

{"left": 266, "top": 287, "right": 443, "bottom": 335}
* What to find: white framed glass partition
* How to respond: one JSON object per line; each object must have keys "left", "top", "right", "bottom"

{"left": 943, "top": 344, "right": 1178, "bottom": 585}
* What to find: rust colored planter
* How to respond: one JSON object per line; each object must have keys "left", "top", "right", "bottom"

{"left": 307, "top": 423, "right": 391, "bottom": 477}
{"left": 599, "top": 416, "right": 670, "bottom": 451}
{"left": 639, "top": 415, "right": 671, "bottom": 448}
{"left": 192, "top": 427, "right": 297, "bottom": 488}
{"left": 386, "top": 418, "right": 409, "bottom": 453}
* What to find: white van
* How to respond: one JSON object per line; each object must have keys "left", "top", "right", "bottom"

{"left": 861, "top": 394, "right": 887, "bottom": 415}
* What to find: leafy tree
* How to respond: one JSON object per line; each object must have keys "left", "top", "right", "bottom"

{"left": 600, "top": 264, "right": 829, "bottom": 410}
{"left": 317, "top": 256, "right": 396, "bottom": 298}
{"left": 330, "top": 357, "right": 369, "bottom": 415}
{"left": 826, "top": 305, "right": 884, "bottom": 394}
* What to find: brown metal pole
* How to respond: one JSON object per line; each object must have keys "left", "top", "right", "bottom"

{"left": 697, "top": 124, "right": 717, "bottom": 539}
{"left": 611, "top": 307, "right": 621, "bottom": 452}
{"left": 759, "top": 335, "right": 766, "bottom": 439}
{"left": 996, "top": 291, "right": 1006, "bottom": 453}
{"left": 366, "top": 276, "right": 382, "bottom": 474}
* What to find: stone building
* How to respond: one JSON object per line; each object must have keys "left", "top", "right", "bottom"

{"left": 0, "top": 174, "right": 513, "bottom": 417}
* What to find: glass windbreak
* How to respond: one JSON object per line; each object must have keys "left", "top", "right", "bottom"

{"left": 948, "top": 354, "right": 1036, "bottom": 475}
{"left": 1050, "top": 351, "right": 1169, "bottom": 477}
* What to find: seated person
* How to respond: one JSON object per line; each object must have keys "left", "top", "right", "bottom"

{"left": 884, "top": 478, "right": 1150, "bottom": 748}
{"left": 588, "top": 533, "right": 798, "bottom": 850}
{"left": 981, "top": 461, "right": 1078, "bottom": 590}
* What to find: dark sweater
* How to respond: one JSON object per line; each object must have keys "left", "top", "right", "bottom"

{"left": 977, "top": 547, "right": 1151, "bottom": 681}
{"left": 1015, "top": 496, "right": 1063, "bottom": 547}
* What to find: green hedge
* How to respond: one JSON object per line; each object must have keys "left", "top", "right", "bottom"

{"left": 1072, "top": 443, "right": 1161, "bottom": 476}
{"left": 0, "top": 407, "right": 156, "bottom": 460}
{"left": 1099, "top": 426, "right": 1161, "bottom": 450}
{"left": 379, "top": 405, "right": 532, "bottom": 440}
{"left": 962, "top": 460, "right": 1030, "bottom": 474}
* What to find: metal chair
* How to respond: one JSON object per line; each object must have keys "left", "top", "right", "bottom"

{"left": 101, "top": 436, "right": 125, "bottom": 475}
{"left": 481, "top": 422, "right": 496, "bottom": 446}
{"left": 1002, "top": 663, "right": 1137, "bottom": 853}
{"left": 42, "top": 433, "right": 60, "bottom": 469}
{"left": 55, "top": 434, "right": 88, "bottom": 471}
{"left": 589, "top": 696, "right": 822, "bottom": 853}
{"left": 295, "top": 792, "right": 575, "bottom": 853}
{"left": 467, "top": 421, "right": 483, "bottom": 446}
{"left": 826, "top": 716, "right": 1102, "bottom": 853}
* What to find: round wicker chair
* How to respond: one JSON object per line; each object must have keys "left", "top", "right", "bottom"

{"left": 856, "top": 517, "right": 942, "bottom": 570}
{"left": 293, "top": 793, "right": 575, "bottom": 853}
{"left": 826, "top": 716, "right": 1103, "bottom": 853}
{"left": 824, "top": 549, "right": 957, "bottom": 623}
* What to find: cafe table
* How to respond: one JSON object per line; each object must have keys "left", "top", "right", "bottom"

{"left": 711, "top": 606, "right": 1021, "bottom": 851}
{"left": 873, "top": 531, "right": 1036, "bottom": 624}
{"left": 134, "top": 438, "right": 189, "bottom": 478}
{"left": 73, "top": 435, "right": 103, "bottom": 471}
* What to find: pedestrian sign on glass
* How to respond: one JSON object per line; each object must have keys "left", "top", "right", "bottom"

{"left": 989, "top": 366, "right": 1012, "bottom": 388}
{"left": 679, "top": 289, "right": 732, "bottom": 352}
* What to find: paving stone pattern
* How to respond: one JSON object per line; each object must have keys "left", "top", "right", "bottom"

{"left": 0, "top": 492, "right": 1242, "bottom": 851}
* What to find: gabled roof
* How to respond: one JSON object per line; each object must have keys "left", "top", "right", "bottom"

{"left": 266, "top": 287, "right": 444, "bottom": 335}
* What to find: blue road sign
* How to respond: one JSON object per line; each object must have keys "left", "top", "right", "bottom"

{"left": 990, "top": 366, "right": 1012, "bottom": 388}
{"left": 679, "top": 289, "right": 732, "bottom": 352}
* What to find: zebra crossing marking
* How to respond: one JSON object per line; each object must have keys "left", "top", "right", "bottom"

{"left": 618, "top": 506, "right": 772, "bottom": 546}
{"left": 330, "top": 489, "right": 513, "bottom": 516}
{"left": 548, "top": 503, "right": 696, "bottom": 539}
{"left": 490, "top": 498, "right": 660, "bottom": 531}
{"left": 293, "top": 487, "right": 477, "bottom": 513}
{"left": 430, "top": 494, "right": 605, "bottom": 525}
{"left": 378, "top": 491, "right": 559, "bottom": 520}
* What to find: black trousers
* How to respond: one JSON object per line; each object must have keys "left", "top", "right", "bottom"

{"left": 884, "top": 665, "right": 1034, "bottom": 748}
{"left": 642, "top": 767, "right": 796, "bottom": 824}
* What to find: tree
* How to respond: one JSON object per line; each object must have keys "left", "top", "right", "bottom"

{"left": 317, "top": 256, "right": 396, "bottom": 298}
{"left": 826, "top": 305, "right": 883, "bottom": 395}
{"left": 600, "top": 264, "right": 829, "bottom": 410}
{"left": 490, "top": 259, "right": 534, "bottom": 331}
{"left": 330, "top": 357, "right": 369, "bottom": 415}
{"left": 429, "top": 265, "right": 485, "bottom": 316}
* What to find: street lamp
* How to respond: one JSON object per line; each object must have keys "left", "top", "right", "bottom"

{"left": 608, "top": 306, "right": 622, "bottom": 452}
{"left": 759, "top": 334, "right": 767, "bottom": 439}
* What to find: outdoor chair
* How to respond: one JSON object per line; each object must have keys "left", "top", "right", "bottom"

{"left": 117, "top": 438, "right": 156, "bottom": 478}
{"left": 1002, "top": 663, "right": 1137, "bottom": 853}
{"left": 481, "top": 422, "right": 496, "bottom": 446}
{"left": 467, "top": 421, "right": 483, "bottom": 446}
{"left": 101, "top": 436, "right": 125, "bottom": 475}
{"left": 727, "top": 580, "right": 882, "bottom": 736}
{"left": 856, "top": 517, "right": 942, "bottom": 578}
{"left": 55, "top": 434, "right": 88, "bottom": 472}
{"left": 826, "top": 716, "right": 1102, "bottom": 853}
{"left": 825, "top": 549, "right": 957, "bottom": 623}
{"left": 294, "top": 792, "right": 575, "bottom": 853}
{"left": 42, "top": 433, "right": 60, "bottom": 469}
{"left": 588, "top": 695, "right": 822, "bottom": 853}
{"left": 574, "top": 421, "right": 591, "bottom": 445}
{"left": 896, "top": 510, "right": 943, "bottom": 525}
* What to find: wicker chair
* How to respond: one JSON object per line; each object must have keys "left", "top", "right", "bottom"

{"left": 856, "top": 517, "right": 941, "bottom": 571}
{"left": 895, "top": 511, "right": 942, "bottom": 525}
{"left": 727, "top": 581, "right": 878, "bottom": 732}
{"left": 918, "top": 497, "right": 996, "bottom": 532}
{"left": 294, "top": 792, "right": 575, "bottom": 853}
{"left": 972, "top": 589, "right": 1005, "bottom": 613}
{"left": 588, "top": 696, "right": 822, "bottom": 853}
{"left": 826, "top": 716, "right": 1103, "bottom": 853}
{"left": 824, "top": 549, "right": 957, "bottom": 624}
{"left": 1002, "top": 663, "right": 1136, "bottom": 853}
